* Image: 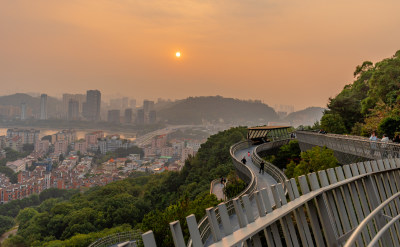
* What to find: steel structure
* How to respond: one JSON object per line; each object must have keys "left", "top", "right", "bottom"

{"left": 88, "top": 231, "right": 142, "bottom": 247}
{"left": 247, "top": 126, "right": 292, "bottom": 143}
{"left": 297, "top": 131, "right": 400, "bottom": 164}
{"left": 143, "top": 157, "right": 400, "bottom": 247}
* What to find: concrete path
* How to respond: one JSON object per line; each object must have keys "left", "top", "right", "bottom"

{"left": 235, "top": 146, "right": 277, "bottom": 202}
{"left": 211, "top": 182, "right": 225, "bottom": 201}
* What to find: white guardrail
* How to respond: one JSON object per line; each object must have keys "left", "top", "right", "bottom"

{"left": 143, "top": 157, "right": 400, "bottom": 247}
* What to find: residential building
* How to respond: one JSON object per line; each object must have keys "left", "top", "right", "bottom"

{"left": 40, "top": 94, "right": 47, "bottom": 120}
{"left": 62, "top": 93, "right": 85, "bottom": 119}
{"left": 7, "top": 128, "right": 40, "bottom": 144}
{"left": 149, "top": 110, "right": 157, "bottom": 124}
{"left": 136, "top": 109, "right": 145, "bottom": 125}
{"left": 107, "top": 109, "right": 120, "bottom": 124}
{"left": 83, "top": 90, "right": 101, "bottom": 121}
{"left": 68, "top": 99, "right": 80, "bottom": 120}
{"left": 74, "top": 140, "right": 87, "bottom": 154}
{"left": 21, "top": 103, "right": 26, "bottom": 120}
{"left": 54, "top": 140, "right": 68, "bottom": 155}
{"left": 124, "top": 108, "right": 133, "bottom": 123}
{"left": 35, "top": 140, "right": 50, "bottom": 153}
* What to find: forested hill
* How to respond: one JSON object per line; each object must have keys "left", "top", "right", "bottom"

{"left": 157, "top": 96, "right": 279, "bottom": 125}
{"left": 284, "top": 107, "right": 325, "bottom": 127}
{"left": 3, "top": 127, "right": 248, "bottom": 247}
{"left": 0, "top": 93, "right": 61, "bottom": 115}
{"left": 320, "top": 50, "right": 400, "bottom": 137}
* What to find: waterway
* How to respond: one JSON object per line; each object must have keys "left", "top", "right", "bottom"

{"left": 0, "top": 128, "right": 136, "bottom": 141}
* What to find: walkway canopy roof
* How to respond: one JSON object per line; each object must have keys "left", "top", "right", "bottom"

{"left": 247, "top": 126, "right": 292, "bottom": 142}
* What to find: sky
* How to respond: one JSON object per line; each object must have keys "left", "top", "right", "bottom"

{"left": 1, "top": 0, "right": 400, "bottom": 110}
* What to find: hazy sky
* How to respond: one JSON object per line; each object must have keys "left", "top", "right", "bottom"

{"left": 1, "top": 0, "right": 400, "bottom": 110}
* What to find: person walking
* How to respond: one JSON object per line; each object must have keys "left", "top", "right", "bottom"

{"left": 259, "top": 161, "right": 265, "bottom": 175}
{"left": 381, "top": 134, "right": 389, "bottom": 158}
{"left": 241, "top": 156, "right": 247, "bottom": 165}
{"left": 370, "top": 131, "right": 378, "bottom": 156}
{"left": 247, "top": 151, "right": 251, "bottom": 157}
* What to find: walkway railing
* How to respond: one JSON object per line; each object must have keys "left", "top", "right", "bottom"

{"left": 143, "top": 157, "right": 400, "bottom": 247}
{"left": 88, "top": 230, "right": 142, "bottom": 247}
{"left": 297, "top": 131, "right": 400, "bottom": 161}
{"left": 252, "top": 139, "right": 290, "bottom": 193}
{"left": 186, "top": 141, "right": 257, "bottom": 246}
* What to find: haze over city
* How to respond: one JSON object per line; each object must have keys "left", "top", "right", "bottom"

{"left": 1, "top": 0, "right": 400, "bottom": 109}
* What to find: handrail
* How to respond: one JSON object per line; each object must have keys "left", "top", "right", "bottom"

{"left": 209, "top": 159, "right": 400, "bottom": 247}
{"left": 187, "top": 140, "right": 257, "bottom": 246}
{"left": 88, "top": 230, "right": 142, "bottom": 247}
{"left": 296, "top": 131, "right": 400, "bottom": 161}
{"left": 252, "top": 139, "right": 289, "bottom": 193}
{"left": 344, "top": 191, "right": 400, "bottom": 247}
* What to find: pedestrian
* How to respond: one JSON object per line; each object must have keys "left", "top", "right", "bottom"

{"left": 370, "top": 131, "right": 378, "bottom": 156}
{"left": 381, "top": 134, "right": 389, "bottom": 158}
{"left": 259, "top": 161, "right": 265, "bottom": 175}
{"left": 247, "top": 151, "right": 251, "bottom": 157}
{"left": 220, "top": 177, "right": 224, "bottom": 185}
{"left": 241, "top": 156, "right": 247, "bottom": 165}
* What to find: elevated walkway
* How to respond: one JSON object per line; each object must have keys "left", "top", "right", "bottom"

{"left": 297, "top": 131, "right": 400, "bottom": 164}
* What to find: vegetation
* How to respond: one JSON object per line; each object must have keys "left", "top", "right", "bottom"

{"left": 0, "top": 188, "right": 79, "bottom": 218}
{"left": 223, "top": 171, "right": 247, "bottom": 199}
{"left": 265, "top": 140, "right": 301, "bottom": 170}
{"left": 3, "top": 127, "right": 248, "bottom": 246}
{"left": 285, "top": 146, "right": 339, "bottom": 179}
{"left": 0, "top": 215, "right": 15, "bottom": 236}
{"left": 321, "top": 50, "right": 400, "bottom": 137}
{"left": 157, "top": 96, "right": 278, "bottom": 125}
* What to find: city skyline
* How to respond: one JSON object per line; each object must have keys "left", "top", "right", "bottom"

{"left": 1, "top": 1, "right": 400, "bottom": 109}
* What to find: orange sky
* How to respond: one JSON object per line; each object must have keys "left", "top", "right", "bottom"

{"left": 1, "top": 0, "right": 400, "bottom": 110}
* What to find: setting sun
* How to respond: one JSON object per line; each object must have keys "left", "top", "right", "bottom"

{"left": 175, "top": 52, "right": 181, "bottom": 58}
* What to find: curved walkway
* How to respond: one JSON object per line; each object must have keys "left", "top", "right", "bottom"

{"left": 235, "top": 146, "right": 277, "bottom": 201}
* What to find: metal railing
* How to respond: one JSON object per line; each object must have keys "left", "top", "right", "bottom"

{"left": 345, "top": 191, "right": 400, "bottom": 247}
{"left": 143, "top": 157, "right": 400, "bottom": 247}
{"left": 186, "top": 141, "right": 257, "bottom": 246}
{"left": 252, "top": 139, "right": 290, "bottom": 193}
{"left": 297, "top": 131, "right": 400, "bottom": 161}
{"left": 88, "top": 230, "right": 142, "bottom": 247}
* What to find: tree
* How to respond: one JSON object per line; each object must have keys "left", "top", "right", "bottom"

{"left": 0, "top": 215, "right": 15, "bottom": 235}
{"left": 320, "top": 113, "right": 347, "bottom": 134}
{"left": 290, "top": 146, "right": 338, "bottom": 178}
{"left": 379, "top": 116, "right": 400, "bottom": 139}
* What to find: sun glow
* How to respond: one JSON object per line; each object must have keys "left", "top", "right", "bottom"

{"left": 175, "top": 52, "right": 181, "bottom": 58}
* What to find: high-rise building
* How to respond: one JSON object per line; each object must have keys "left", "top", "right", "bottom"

{"left": 143, "top": 100, "right": 154, "bottom": 113}
{"left": 107, "top": 110, "right": 120, "bottom": 124}
{"left": 136, "top": 109, "right": 145, "bottom": 125}
{"left": 129, "top": 99, "right": 136, "bottom": 108}
{"left": 40, "top": 94, "right": 47, "bottom": 120}
{"left": 63, "top": 94, "right": 85, "bottom": 119}
{"left": 149, "top": 110, "right": 157, "bottom": 124}
{"left": 21, "top": 103, "right": 26, "bottom": 120}
{"left": 122, "top": 97, "right": 129, "bottom": 109}
{"left": 68, "top": 100, "right": 79, "bottom": 121}
{"left": 83, "top": 90, "right": 101, "bottom": 121}
{"left": 124, "top": 108, "right": 133, "bottom": 124}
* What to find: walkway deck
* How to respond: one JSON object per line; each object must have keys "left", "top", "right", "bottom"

{"left": 235, "top": 146, "right": 277, "bottom": 201}
{"left": 211, "top": 182, "right": 225, "bottom": 201}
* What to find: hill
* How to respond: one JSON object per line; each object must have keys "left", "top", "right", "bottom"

{"left": 157, "top": 96, "right": 279, "bottom": 125}
{"left": 284, "top": 107, "right": 325, "bottom": 127}
{"left": 0, "top": 93, "right": 61, "bottom": 116}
